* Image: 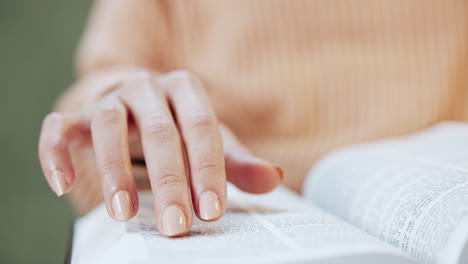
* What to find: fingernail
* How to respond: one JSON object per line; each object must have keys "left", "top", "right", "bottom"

{"left": 51, "top": 170, "right": 67, "bottom": 196}
{"left": 274, "top": 166, "right": 284, "bottom": 181}
{"left": 199, "top": 191, "right": 221, "bottom": 221}
{"left": 162, "top": 205, "right": 187, "bottom": 237}
{"left": 112, "top": 191, "right": 134, "bottom": 221}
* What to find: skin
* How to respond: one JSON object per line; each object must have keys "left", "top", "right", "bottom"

{"left": 38, "top": 69, "right": 283, "bottom": 237}
{"left": 38, "top": 0, "right": 283, "bottom": 237}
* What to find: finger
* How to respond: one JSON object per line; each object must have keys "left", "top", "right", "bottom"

{"left": 120, "top": 72, "right": 192, "bottom": 237}
{"left": 39, "top": 112, "right": 86, "bottom": 196}
{"left": 91, "top": 97, "right": 138, "bottom": 221}
{"left": 220, "top": 124, "right": 284, "bottom": 194}
{"left": 161, "top": 71, "right": 226, "bottom": 222}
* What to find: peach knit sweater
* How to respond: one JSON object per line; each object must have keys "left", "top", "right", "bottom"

{"left": 61, "top": 0, "right": 468, "bottom": 207}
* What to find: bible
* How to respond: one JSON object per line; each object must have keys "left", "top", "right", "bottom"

{"left": 70, "top": 122, "right": 468, "bottom": 264}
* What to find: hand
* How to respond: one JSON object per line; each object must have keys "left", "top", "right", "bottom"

{"left": 39, "top": 70, "right": 283, "bottom": 237}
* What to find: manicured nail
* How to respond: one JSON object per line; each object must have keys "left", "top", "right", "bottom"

{"left": 112, "top": 191, "right": 134, "bottom": 221}
{"left": 51, "top": 170, "right": 67, "bottom": 196}
{"left": 199, "top": 191, "right": 221, "bottom": 221}
{"left": 274, "top": 166, "right": 284, "bottom": 181}
{"left": 162, "top": 205, "right": 187, "bottom": 237}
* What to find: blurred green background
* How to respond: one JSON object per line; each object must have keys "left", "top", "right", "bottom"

{"left": 1, "top": 1, "right": 92, "bottom": 263}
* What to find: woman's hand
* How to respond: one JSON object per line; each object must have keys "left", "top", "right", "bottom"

{"left": 39, "top": 70, "right": 283, "bottom": 237}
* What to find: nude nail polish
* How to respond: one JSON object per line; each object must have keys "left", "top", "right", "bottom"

{"left": 199, "top": 191, "right": 221, "bottom": 221}
{"left": 162, "top": 205, "right": 187, "bottom": 237}
{"left": 51, "top": 170, "right": 67, "bottom": 196}
{"left": 112, "top": 191, "right": 134, "bottom": 221}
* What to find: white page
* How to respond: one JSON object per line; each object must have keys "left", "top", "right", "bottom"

{"left": 304, "top": 122, "right": 468, "bottom": 264}
{"left": 71, "top": 186, "right": 415, "bottom": 264}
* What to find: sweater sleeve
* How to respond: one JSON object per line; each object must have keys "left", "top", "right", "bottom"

{"left": 76, "top": 0, "right": 171, "bottom": 76}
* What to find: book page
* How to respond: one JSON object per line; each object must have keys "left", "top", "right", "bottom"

{"left": 71, "top": 186, "right": 415, "bottom": 264}
{"left": 304, "top": 122, "right": 468, "bottom": 264}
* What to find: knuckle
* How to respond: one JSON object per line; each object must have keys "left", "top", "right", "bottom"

{"left": 154, "top": 168, "right": 186, "bottom": 188}
{"left": 144, "top": 117, "right": 178, "bottom": 142}
{"left": 41, "top": 130, "right": 67, "bottom": 152}
{"left": 122, "top": 71, "right": 160, "bottom": 98}
{"left": 100, "top": 156, "right": 128, "bottom": 172}
{"left": 129, "top": 71, "right": 155, "bottom": 88}
{"left": 197, "top": 156, "right": 224, "bottom": 176}
{"left": 40, "top": 141, "right": 64, "bottom": 158}
{"left": 48, "top": 142, "right": 64, "bottom": 153}
{"left": 187, "top": 113, "right": 217, "bottom": 131}
{"left": 93, "top": 104, "right": 124, "bottom": 124}
{"left": 165, "top": 70, "right": 199, "bottom": 88}
{"left": 170, "top": 70, "right": 197, "bottom": 82}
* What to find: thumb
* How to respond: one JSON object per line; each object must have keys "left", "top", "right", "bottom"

{"left": 220, "top": 124, "right": 284, "bottom": 194}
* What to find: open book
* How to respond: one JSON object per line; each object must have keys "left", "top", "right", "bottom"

{"left": 70, "top": 122, "right": 468, "bottom": 264}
